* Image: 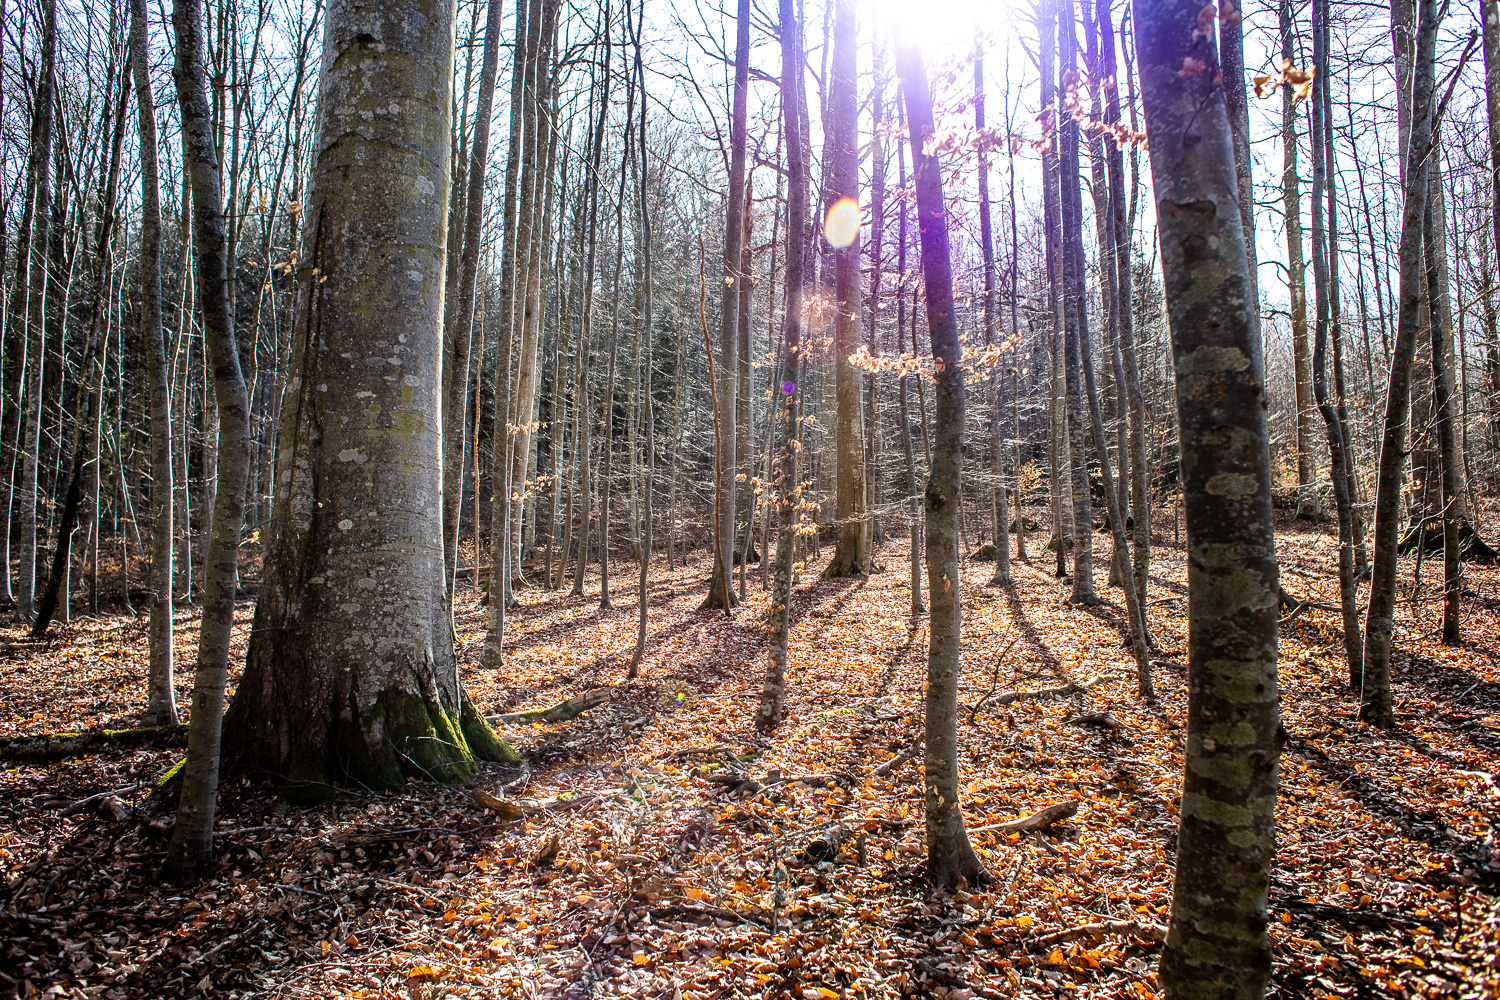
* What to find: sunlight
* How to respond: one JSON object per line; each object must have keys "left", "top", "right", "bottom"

{"left": 865, "top": 0, "right": 1012, "bottom": 59}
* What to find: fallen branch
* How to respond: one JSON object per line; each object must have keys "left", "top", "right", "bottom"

{"left": 871, "top": 743, "right": 923, "bottom": 778}
{"left": 1031, "top": 919, "right": 1167, "bottom": 949}
{"left": 1066, "top": 713, "right": 1125, "bottom": 732}
{"left": 967, "top": 676, "right": 1100, "bottom": 715}
{"left": 0, "top": 724, "right": 190, "bottom": 762}
{"left": 487, "top": 687, "right": 613, "bottom": 725}
{"left": 57, "top": 783, "right": 143, "bottom": 817}
{"left": 970, "top": 799, "right": 1081, "bottom": 835}
{"left": 652, "top": 902, "right": 769, "bottom": 930}
{"left": 968, "top": 638, "right": 1021, "bottom": 721}
{"left": 470, "top": 788, "right": 609, "bottom": 820}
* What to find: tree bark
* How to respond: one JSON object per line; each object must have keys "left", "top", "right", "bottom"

{"left": 1133, "top": 3, "right": 1282, "bottom": 995}
{"left": 895, "top": 32, "right": 990, "bottom": 891}
{"left": 976, "top": 32, "right": 1009, "bottom": 588}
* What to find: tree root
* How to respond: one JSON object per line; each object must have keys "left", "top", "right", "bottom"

{"left": 1398, "top": 518, "right": 1498, "bottom": 564}
{"left": 0, "top": 723, "right": 190, "bottom": 762}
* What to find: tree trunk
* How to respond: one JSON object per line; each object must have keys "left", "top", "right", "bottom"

{"left": 757, "top": 0, "right": 807, "bottom": 734}
{"left": 1282, "top": 0, "right": 1319, "bottom": 521}
{"left": 976, "top": 32, "right": 1009, "bottom": 588}
{"left": 162, "top": 0, "right": 253, "bottom": 884}
{"left": 1133, "top": 3, "right": 1282, "bottom": 995}
{"left": 895, "top": 32, "right": 990, "bottom": 891}
{"left": 222, "top": 0, "right": 511, "bottom": 801}
{"left": 1059, "top": 0, "right": 1095, "bottom": 606}
{"left": 1309, "top": 0, "right": 1363, "bottom": 684}
{"left": 443, "top": 0, "right": 505, "bottom": 591}
{"left": 1364, "top": 0, "right": 1438, "bottom": 730}
{"left": 15, "top": 0, "right": 56, "bottom": 623}
{"left": 704, "top": 0, "right": 751, "bottom": 606}
{"left": 822, "top": 0, "right": 868, "bottom": 580}
{"left": 896, "top": 97, "right": 924, "bottom": 616}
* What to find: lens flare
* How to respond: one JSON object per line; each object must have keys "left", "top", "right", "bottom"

{"left": 782, "top": 380, "right": 796, "bottom": 395}
{"left": 823, "top": 197, "right": 861, "bottom": 249}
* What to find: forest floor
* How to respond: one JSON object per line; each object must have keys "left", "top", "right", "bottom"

{"left": 1, "top": 507, "right": 1498, "bottom": 1000}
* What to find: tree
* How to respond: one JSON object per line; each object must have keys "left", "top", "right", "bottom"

{"left": 1281, "top": 0, "right": 1319, "bottom": 522}
{"left": 1363, "top": 0, "right": 1438, "bottom": 730}
{"left": 975, "top": 30, "right": 1010, "bottom": 588}
{"left": 823, "top": 0, "right": 869, "bottom": 579}
{"left": 222, "top": 0, "right": 510, "bottom": 796}
{"left": 162, "top": 0, "right": 254, "bottom": 883}
{"left": 757, "top": 0, "right": 808, "bottom": 733}
{"left": 704, "top": 0, "right": 751, "bottom": 608}
{"left": 1132, "top": 2, "right": 1282, "bottom": 995}
{"left": 130, "top": 0, "right": 175, "bottom": 727}
{"left": 895, "top": 29, "right": 990, "bottom": 890}
{"left": 1309, "top": 0, "right": 1363, "bottom": 680}
{"left": 443, "top": 0, "right": 506, "bottom": 591}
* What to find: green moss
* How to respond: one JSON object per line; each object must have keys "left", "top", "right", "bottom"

{"left": 148, "top": 757, "right": 187, "bottom": 797}
{"left": 461, "top": 689, "right": 521, "bottom": 764}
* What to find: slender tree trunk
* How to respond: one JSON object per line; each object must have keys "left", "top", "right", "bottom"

{"left": 16, "top": 0, "right": 57, "bottom": 623}
{"left": 895, "top": 32, "right": 990, "bottom": 891}
{"left": 976, "top": 33, "right": 1009, "bottom": 587}
{"left": 1283, "top": 0, "right": 1319, "bottom": 521}
{"left": 757, "top": 0, "right": 807, "bottom": 733}
{"left": 1060, "top": 0, "right": 1095, "bottom": 605}
{"left": 162, "top": 0, "right": 253, "bottom": 884}
{"left": 1309, "top": 0, "right": 1363, "bottom": 683}
{"left": 627, "top": 0, "right": 653, "bottom": 676}
{"left": 1363, "top": 0, "right": 1438, "bottom": 730}
{"left": 822, "top": 0, "right": 867, "bottom": 579}
{"left": 1134, "top": 4, "right": 1282, "bottom": 995}
{"left": 897, "top": 97, "right": 923, "bottom": 616}
{"left": 443, "top": 0, "right": 506, "bottom": 592}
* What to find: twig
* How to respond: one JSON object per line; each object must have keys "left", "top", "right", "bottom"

{"left": 58, "top": 784, "right": 144, "bottom": 817}
{"left": 968, "top": 638, "right": 1021, "bottom": 721}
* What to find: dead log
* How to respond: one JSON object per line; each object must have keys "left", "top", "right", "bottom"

{"left": 871, "top": 743, "right": 923, "bottom": 777}
{"left": 1031, "top": 919, "right": 1167, "bottom": 949}
{"left": 0, "top": 724, "right": 190, "bottom": 762}
{"left": 969, "top": 799, "right": 1081, "bottom": 835}
{"left": 487, "top": 687, "right": 613, "bottom": 725}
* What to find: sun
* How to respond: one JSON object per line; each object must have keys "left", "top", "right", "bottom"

{"left": 863, "top": 0, "right": 1014, "bottom": 59}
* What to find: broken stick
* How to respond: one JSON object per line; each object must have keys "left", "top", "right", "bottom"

{"left": 487, "top": 687, "right": 613, "bottom": 725}
{"left": 1032, "top": 919, "right": 1167, "bottom": 949}
{"left": 969, "top": 799, "right": 1081, "bottom": 835}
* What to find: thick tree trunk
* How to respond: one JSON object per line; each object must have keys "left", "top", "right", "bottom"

{"left": 757, "top": 0, "right": 807, "bottom": 734}
{"left": 131, "top": 0, "right": 175, "bottom": 725}
{"left": 895, "top": 33, "right": 990, "bottom": 891}
{"left": 1364, "top": 0, "right": 1438, "bottom": 730}
{"left": 223, "top": 0, "right": 510, "bottom": 798}
{"left": 162, "top": 0, "right": 253, "bottom": 884}
{"left": 1133, "top": 3, "right": 1282, "bottom": 996}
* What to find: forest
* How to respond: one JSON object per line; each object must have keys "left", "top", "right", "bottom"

{"left": 0, "top": 0, "right": 1498, "bottom": 996}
